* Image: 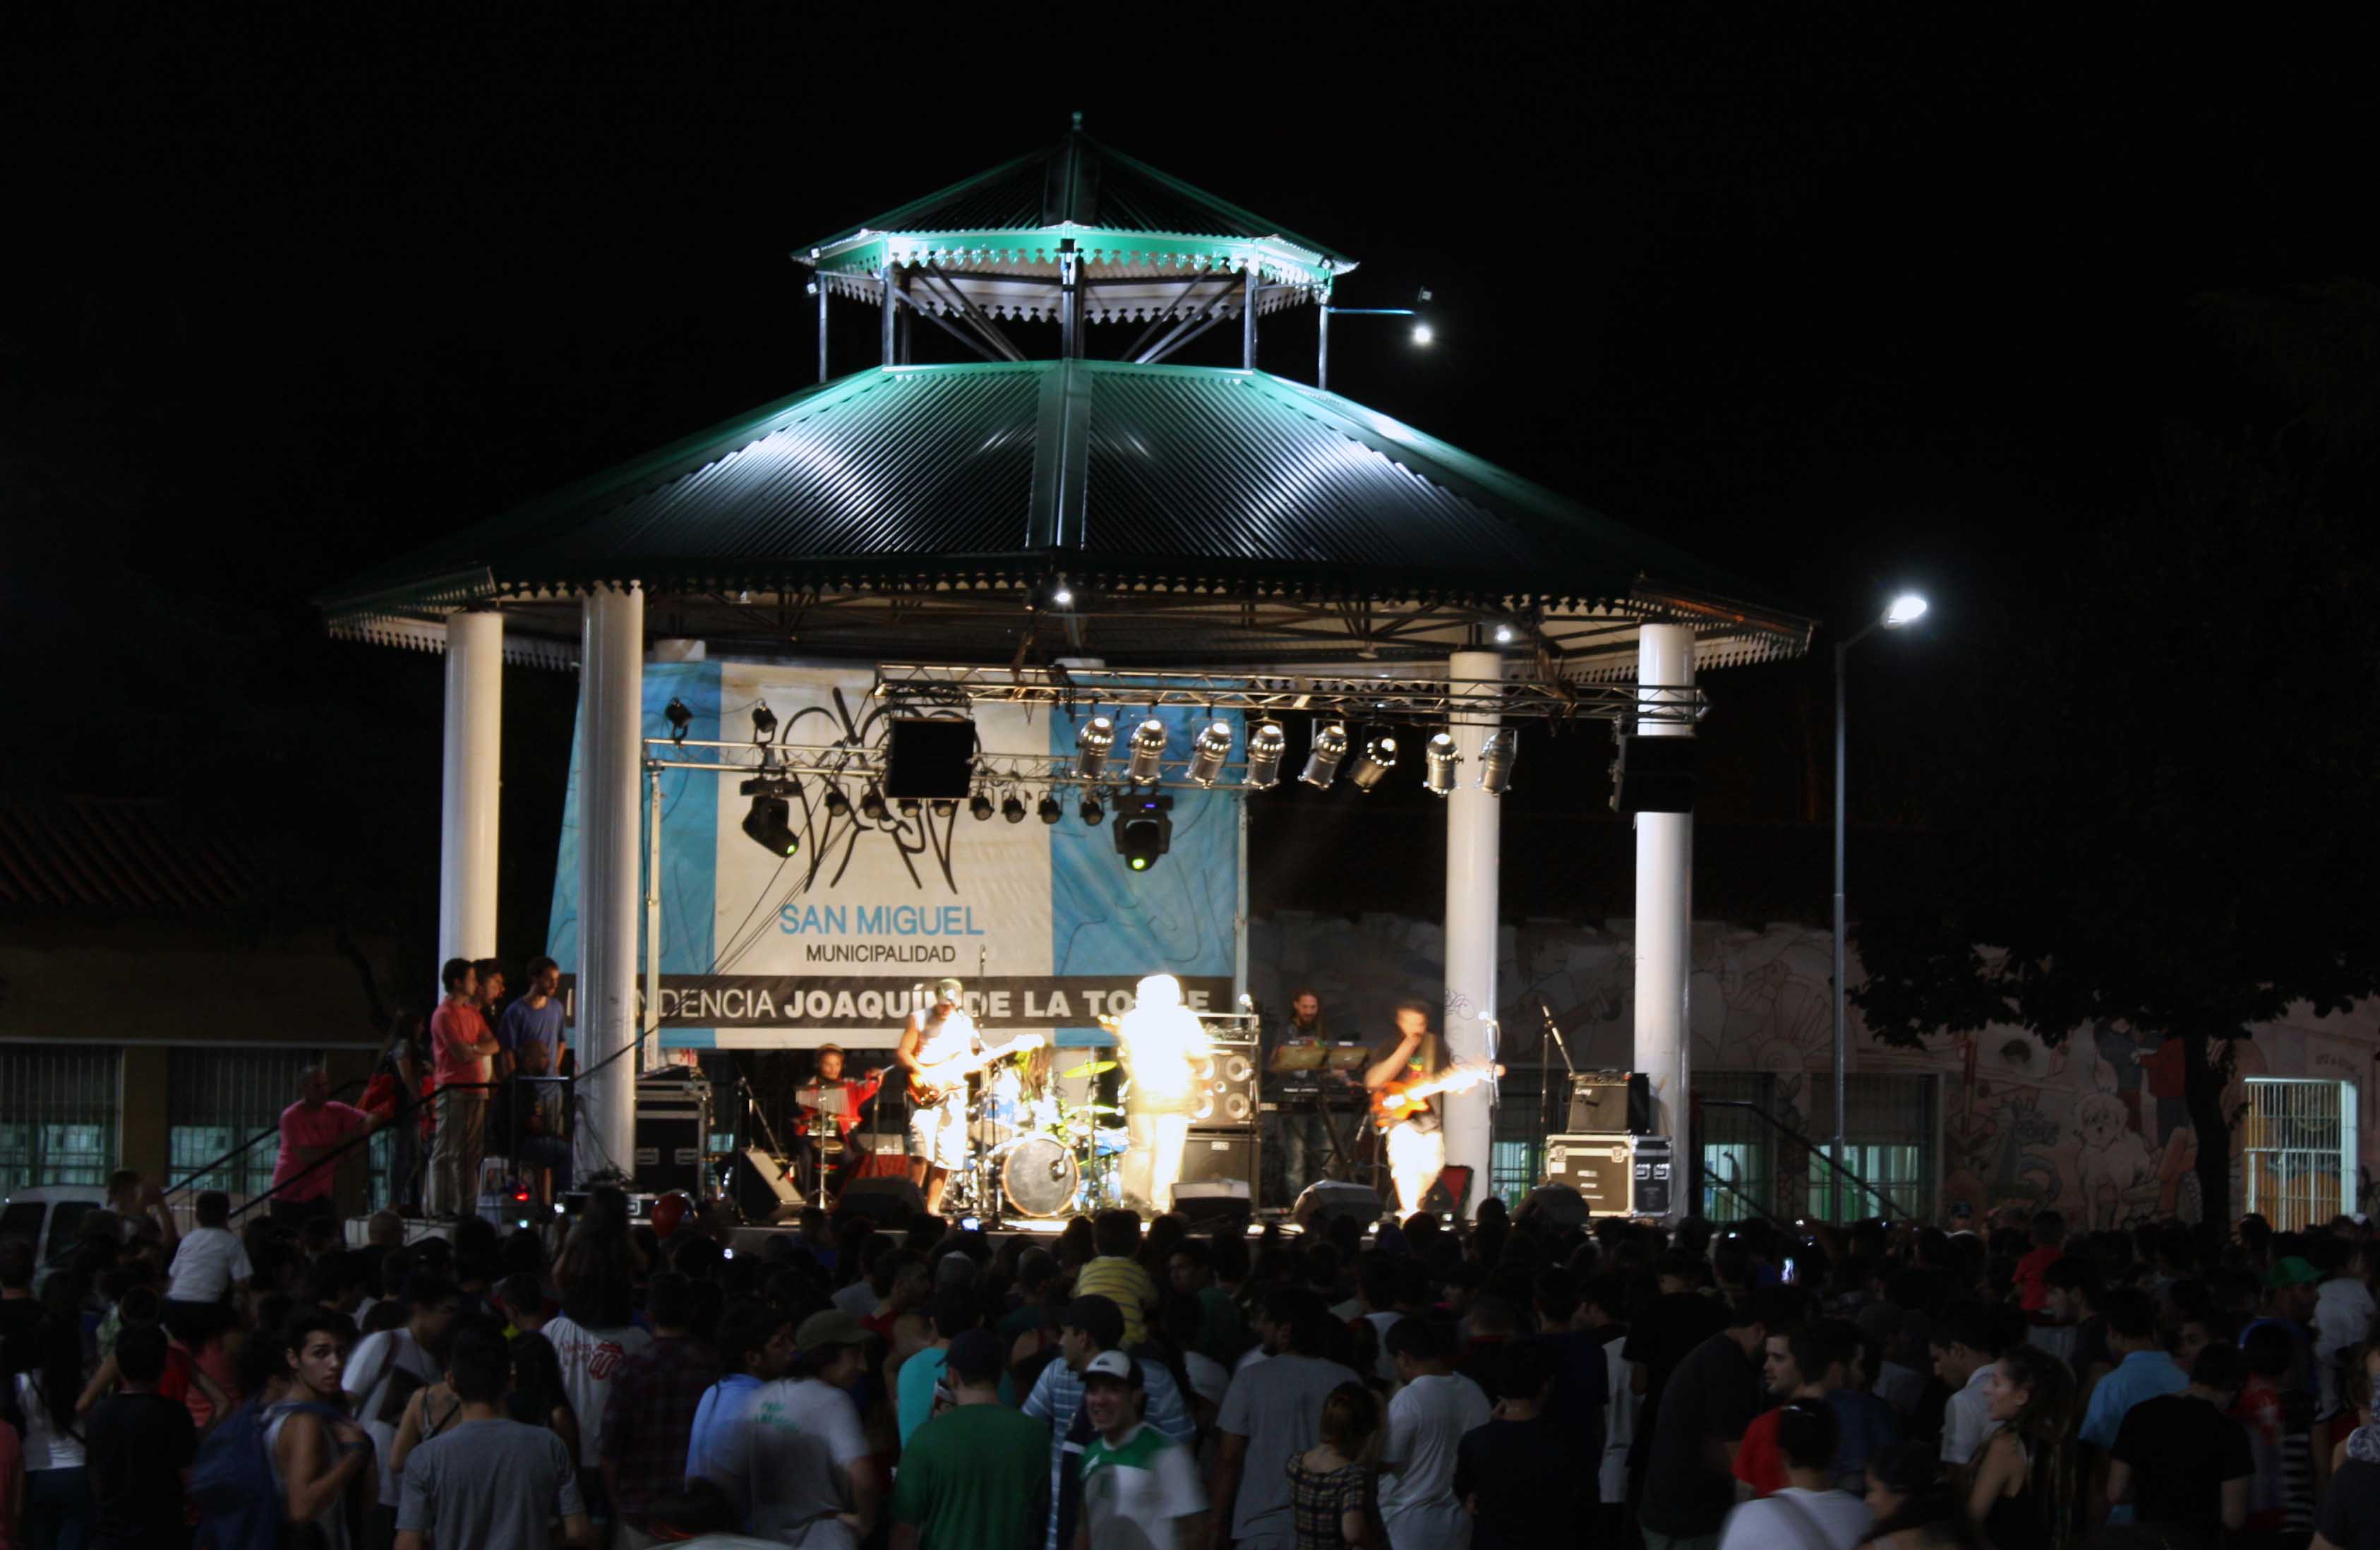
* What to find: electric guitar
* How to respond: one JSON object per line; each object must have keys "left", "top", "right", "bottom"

{"left": 1371, "top": 1061, "right": 1505, "bottom": 1130}
{"left": 906, "top": 1033, "right": 1047, "bottom": 1107}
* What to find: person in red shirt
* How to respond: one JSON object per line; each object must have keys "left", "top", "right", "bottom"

{"left": 428, "top": 956, "right": 499, "bottom": 1221}
{"left": 270, "top": 1066, "right": 383, "bottom": 1225}
{"left": 1734, "top": 1321, "right": 1851, "bottom": 1497}
{"left": 2013, "top": 1209, "right": 2068, "bottom": 1314}
{"left": 791, "top": 1045, "right": 886, "bottom": 1204}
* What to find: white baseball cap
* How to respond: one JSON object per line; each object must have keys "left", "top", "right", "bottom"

{"left": 1082, "top": 1350, "right": 1138, "bottom": 1385}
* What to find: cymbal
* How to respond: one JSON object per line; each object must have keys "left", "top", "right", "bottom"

{"left": 1059, "top": 1059, "right": 1119, "bottom": 1079}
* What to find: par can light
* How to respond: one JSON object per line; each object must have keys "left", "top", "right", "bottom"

{"left": 1477, "top": 728, "right": 1519, "bottom": 795}
{"left": 1244, "top": 722, "right": 1285, "bottom": 789}
{"left": 1422, "top": 732, "right": 1460, "bottom": 797}
{"left": 1347, "top": 733, "right": 1399, "bottom": 793}
{"left": 1127, "top": 718, "right": 1168, "bottom": 784}
{"left": 1186, "top": 721, "right": 1233, "bottom": 787}
{"left": 1299, "top": 723, "right": 1350, "bottom": 788}
{"left": 1076, "top": 716, "right": 1115, "bottom": 780}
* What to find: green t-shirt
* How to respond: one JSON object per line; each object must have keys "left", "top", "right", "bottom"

{"left": 1080, "top": 1422, "right": 1207, "bottom": 1550}
{"left": 891, "top": 1401, "right": 1050, "bottom": 1550}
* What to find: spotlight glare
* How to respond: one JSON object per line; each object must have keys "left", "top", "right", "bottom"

{"left": 1186, "top": 721, "right": 1233, "bottom": 787}
{"left": 969, "top": 793, "right": 994, "bottom": 822}
{"left": 1052, "top": 587, "right": 1074, "bottom": 606}
{"left": 1347, "top": 733, "right": 1400, "bottom": 793}
{"left": 1079, "top": 794, "right": 1105, "bottom": 825}
{"left": 1002, "top": 794, "right": 1026, "bottom": 824}
{"left": 1243, "top": 722, "right": 1286, "bottom": 789}
{"left": 1411, "top": 323, "right": 1434, "bottom": 346}
{"left": 740, "top": 794, "right": 800, "bottom": 858}
{"left": 1477, "top": 728, "right": 1519, "bottom": 795}
{"left": 1492, "top": 623, "right": 1515, "bottom": 644}
{"left": 1127, "top": 717, "right": 1168, "bottom": 784}
{"left": 1038, "top": 793, "right": 1062, "bottom": 824}
{"left": 1423, "top": 732, "right": 1460, "bottom": 797}
{"left": 1299, "top": 723, "right": 1350, "bottom": 788}
{"left": 1076, "top": 716, "right": 1115, "bottom": 780}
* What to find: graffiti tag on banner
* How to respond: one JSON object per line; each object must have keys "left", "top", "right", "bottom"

{"left": 556, "top": 974, "right": 1235, "bottom": 1031}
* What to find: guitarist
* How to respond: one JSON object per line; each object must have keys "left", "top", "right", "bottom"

{"left": 896, "top": 978, "right": 980, "bottom": 1215}
{"left": 1364, "top": 999, "right": 1452, "bottom": 1218}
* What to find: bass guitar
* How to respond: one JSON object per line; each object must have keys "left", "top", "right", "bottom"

{"left": 1371, "top": 1061, "right": 1505, "bottom": 1130}
{"left": 906, "top": 1033, "right": 1047, "bottom": 1107}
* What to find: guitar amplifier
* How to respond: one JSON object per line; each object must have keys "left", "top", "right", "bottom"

{"left": 1543, "top": 1133, "right": 1673, "bottom": 1217}
{"left": 1565, "top": 1071, "right": 1652, "bottom": 1135}
{"left": 1189, "top": 1035, "right": 1259, "bottom": 1129}
{"left": 1179, "top": 1129, "right": 1258, "bottom": 1186}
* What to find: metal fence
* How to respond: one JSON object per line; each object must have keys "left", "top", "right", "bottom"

{"left": 2243, "top": 1077, "right": 2355, "bottom": 1232}
{"left": 0, "top": 1045, "right": 121, "bottom": 1192}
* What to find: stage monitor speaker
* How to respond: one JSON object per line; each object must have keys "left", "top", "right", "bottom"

{"left": 1567, "top": 1072, "right": 1652, "bottom": 1135}
{"left": 885, "top": 719, "right": 978, "bottom": 799}
{"left": 734, "top": 1147, "right": 803, "bottom": 1225}
{"left": 1178, "top": 1130, "right": 1257, "bottom": 1189}
{"left": 1172, "top": 1180, "right": 1253, "bottom": 1232}
{"left": 1292, "top": 1180, "right": 1383, "bottom": 1231}
{"left": 837, "top": 1176, "right": 925, "bottom": 1226}
{"left": 1517, "top": 1182, "right": 1592, "bottom": 1226}
{"left": 1543, "top": 1133, "right": 1673, "bottom": 1217}
{"left": 1187, "top": 1036, "right": 1259, "bottom": 1129}
{"left": 1420, "top": 1163, "right": 1474, "bottom": 1219}
{"left": 1609, "top": 734, "right": 1697, "bottom": 814}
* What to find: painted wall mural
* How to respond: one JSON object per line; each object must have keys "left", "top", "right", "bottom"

{"left": 1249, "top": 911, "right": 2380, "bottom": 1225}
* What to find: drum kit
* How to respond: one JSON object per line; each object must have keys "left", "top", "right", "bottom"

{"left": 943, "top": 1055, "right": 1133, "bottom": 1222}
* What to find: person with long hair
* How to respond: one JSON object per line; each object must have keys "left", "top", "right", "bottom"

{"left": 270, "top": 1310, "right": 371, "bottom": 1550}
{"left": 1966, "top": 1344, "right": 2075, "bottom": 1548}
{"left": 1287, "top": 1381, "right": 1381, "bottom": 1549}
{"left": 1858, "top": 1441, "right": 1959, "bottom": 1550}
{"left": 505, "top": 1329, "right": 582, "bottom": 1463}
{"left": 8, "top": 1314, "right": 92, "bottom": 1550}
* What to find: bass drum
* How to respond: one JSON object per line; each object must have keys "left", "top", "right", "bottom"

{"left": 997, "top": 1134, "right": 1081, "bottom": 1219}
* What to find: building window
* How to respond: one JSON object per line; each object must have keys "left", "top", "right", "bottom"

{"left": 1699, "top": 1072, "right": 1775, "bottom": 1223}
{"left": 2243, "top": 1078, "right": 2357, "bottom": 1232}
{"left": 1489, "top": 1139, "right": 1541, "bottom": 1206}
{"left": 0, "top": 1046, "right": 121, "bottom": 1192}
{"left": 167, "top": 1048, "right": 320, "bottom": 1201}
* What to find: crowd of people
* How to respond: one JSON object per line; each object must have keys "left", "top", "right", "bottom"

{"left": 11, "top": 1184, "right": 2380, "bottom": 1550}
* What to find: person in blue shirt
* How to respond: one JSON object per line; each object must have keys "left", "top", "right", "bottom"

{"left": 497, "top": 956, "right": 567, "bottom": 1073}
{"left": 2078, "top": 1287, "right": 2188, "bottom": 1526}
{"left": 684, "top": 1301, "right": 793, "bottom": 1482}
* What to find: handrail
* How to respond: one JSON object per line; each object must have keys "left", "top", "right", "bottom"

{"left": 1697, "top": 1098, "right": 1913, "bottom": 1222}
{"left": 1702, "top": 1153, "right": 1786, "bottom": 1227}
{"left": 164, "top": 1075, "right": 373, "bottom": 1198}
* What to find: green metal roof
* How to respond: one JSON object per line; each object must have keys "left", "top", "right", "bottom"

{"left": 318, "top": 361, "right": 1809, "bottom": 658}
{"left": 795, "top": 120, "right": 1352, "bottom": 296}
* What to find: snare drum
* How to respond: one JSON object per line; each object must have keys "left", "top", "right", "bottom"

{"left": 996, "top": 1134, "right": 1081, "bottom": 1218}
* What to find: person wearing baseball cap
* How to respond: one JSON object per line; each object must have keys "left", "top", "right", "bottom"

{"left": 702, "top": 1308, "right": 879, "bottom": 1544}
{"left": 891, "top": 1328, "right": 1051, "bottom": 1548}
{"left": 1078, "top": 1350, "right": 1208, "bottom": 1550}
{"left": 897, "top": 978, "right": 981, "bottom": 1215}
{"left": 1019, "top": 1295, "right": 1196, "bottom": 1550}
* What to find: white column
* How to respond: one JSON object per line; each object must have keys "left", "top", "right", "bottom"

{"left": 438, "top": 609, "right": 504, "bottom": 978}
{"left": 1441, "top": 649, "right": 1503, "bottom": 1218}
{"left": 576, "top": 584, "right": 644, "bottom": 1184}
{"left": 1633, "top": 624, "right": 1696, "bottom": 1215}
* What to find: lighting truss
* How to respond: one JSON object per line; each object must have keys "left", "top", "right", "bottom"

{"left": 646, "top": 738, "right": 1264, "bottom": 795}
{"left": 867, "top": 663, "right": 1705, "bottom": 728}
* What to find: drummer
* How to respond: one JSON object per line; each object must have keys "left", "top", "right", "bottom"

{"left": 793, "top": 1044, "right": 884, "bottom": 1199}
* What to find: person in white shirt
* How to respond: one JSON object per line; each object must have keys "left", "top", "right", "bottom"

{"left": 541, "top": 1265, "right": 655, "bottom": 1481}
{"left": 704, "top": 1309, "right": 879, "bottom": 1545}
{"left": 1929, "top": 1306, "right": 2002, "bottom": 1469}
{"left": 1112, "top": 974, "right": 1215, "bottom": 1215}
{"left": 163, "top": 1191, "right": 251, "bottom": 1309}
{"left": 1718, "top": 1400, "right": 1873, "bottom": 1550}
{"left": 1377, "top": 1316, "right": 1491, "bottom": 1550}
{"left": 342, "top": 1273, "right": 462, "bottom": 1549}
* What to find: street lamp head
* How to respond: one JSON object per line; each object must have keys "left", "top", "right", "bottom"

{"left": 1883, "top": 593, "right": 1929, "bottom": 628}
{"left": 1410, "top": 322, "right": 1435, "bottom": 347}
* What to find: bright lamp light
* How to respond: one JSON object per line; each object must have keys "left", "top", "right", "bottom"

{"left": 1883, "top": 594, "right": 1929, "bottom": 627}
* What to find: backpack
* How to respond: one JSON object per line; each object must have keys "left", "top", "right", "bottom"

{"left": 189, "top": 1395, "right": 347, "bottom": 1550}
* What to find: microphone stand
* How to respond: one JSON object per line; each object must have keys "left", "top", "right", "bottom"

{"left": 1537, "top": 995, "right": 1575, "bottom": 1146}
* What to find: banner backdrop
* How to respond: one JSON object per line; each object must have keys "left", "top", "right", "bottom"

{"left": 548, "top": 660, "right": 1241, "bottom": 1050}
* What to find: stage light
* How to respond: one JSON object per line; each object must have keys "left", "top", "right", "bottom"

{"left": 1114, "top": 793, "right": 1172, "bottom": 872}
{"left": 1127, "top": 718, "right": 1168, "bottom": 783}
{"left": 1244, "top": 722, "right": 1285, "bottom": 788}
{"left": 1038, "top": 793, "right": 1062, "bottom": 824}
{"left": 740, "top": 794, "right": 800, "bottom": 857}
{"left": 1299, "top": 723, "right": 1350, "bottom": 788}
{"left": 1002, "top": 794, "right": 1026, "bottom": 824}
{"left": 823, "top": 783, "right": 851, "bottom": 817}
{"left": 1347, "top": 733, "right": 1399, "bottom": 793}
{"left": 664, "top": 697, "right": 692, "bottom": 744}
{"left": 930, "top": 798, "right": 956, "bottom": 819}
{"left": 970, "top": 793, "right": 994, "bottom": 822}
{"left": 860, "top": 786, "right": 889, "bottom": 822}
{"left": 1079, "top": 793, "right": 1105, "bottom": 825}
{"left": 750, "top": 701, "right": 777, "bottom": 745}
{"left": 1052, "top": 586, "right": 1074, "bottom": 606}
{"left": 898, "top": 797, "right": 920, "bottom": 817}
{"left": 1885, "top": 592, "right": 1929, "bottom": 627}
{"left": 1492, "top": 623, "right": 1516, "bottom": 644}
{"left": 1076, "top": 716, "right": 1115, "bottom": 780}
{"left": 1477, "top": 728, "right": 1519, "bottom": 795}
{"left": 1411, "top": 323, "right": 1434, "bottom": 346}
{"left": 1423, "top": 732, "right": 1460, "bottom": 796}
{"left": 1186, "top": 721, "right": 1233, "bottom": 786}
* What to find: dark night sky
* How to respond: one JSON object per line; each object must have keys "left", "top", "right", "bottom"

{"left": 6, "top": 9, "right": 2373, "bottom": 971}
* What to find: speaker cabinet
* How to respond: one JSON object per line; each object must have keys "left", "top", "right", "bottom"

{"left": 884, "top": 719, "right": 979, "bottom": 799}
{"left": 1172, "top": 1181, "right": 1253, "bottom": 1232}
{"left": 733, "top": 1147, "right": 803, "bottom": 1224}
{"left": 1292, "top": 1180, "right": 1385, "bottom": 1230}
{"left": 1544, "top": 1133, "right": 1673, "bottom": 1217}
{"left": 1178, "top": 1129, "right": 1258, "bottom": 1188}
{"left": 1565, "top": 1072, "right": 1652, "bottom": 1135}
{"left": 1188, "top": 1037, "right": 1259, "bottom": 1129}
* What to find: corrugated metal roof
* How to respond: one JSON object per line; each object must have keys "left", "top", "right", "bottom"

{"left": 798, "top": 125, "right": 1354, "bottom": 270}
{"left": 318, "top": 361, "right": 1801, "bottom": 628}
{"left": 0, "top": 795, "right": 255, "bottom": 914}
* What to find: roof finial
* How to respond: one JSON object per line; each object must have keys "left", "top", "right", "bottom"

{"left": 1071, "top": 110, "right": 1083, "bottom": 132}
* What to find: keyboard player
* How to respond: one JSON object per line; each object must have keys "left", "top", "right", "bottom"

{"left": 1264, "top": 989, "right": 1340, "bottom": 1201}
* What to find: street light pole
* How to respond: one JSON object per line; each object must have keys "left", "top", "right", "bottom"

{"left": 1830, "top": 592, "right": 1928, "bottom": 1224}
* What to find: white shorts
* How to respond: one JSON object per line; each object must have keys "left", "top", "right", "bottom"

{"left": 908, "top": 1095, "right": 970, "bottom": 1171}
